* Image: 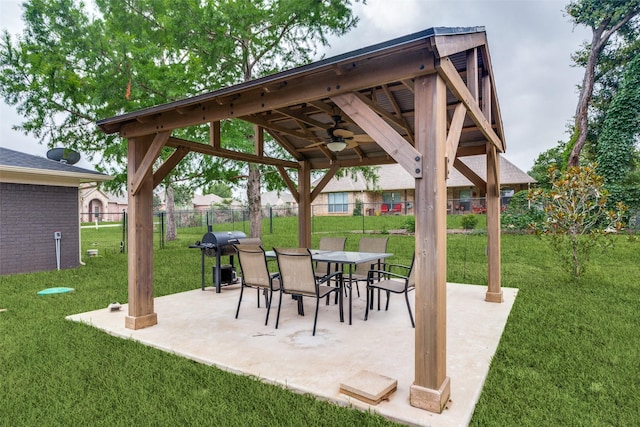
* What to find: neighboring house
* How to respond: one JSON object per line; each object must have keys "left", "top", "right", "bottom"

{"left": 0, "top": 147, "right": 111, "bottom": 275}
{"left": 312, "top": 155, "right": 536, "bottom": 215}
{"left": 80, "top": 185, "right": 127, "bottom": 222}
{"left": 192, "top": 193, "right": 223, "bottom": 211}
{"left": 261, "top": 190, "right": 296, "bottom": 208}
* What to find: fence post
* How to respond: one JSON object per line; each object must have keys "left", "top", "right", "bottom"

{"left": 362, "top": 204, "right": 365, "bottom": 233}
{"left": 270, "top": 206, "right": 273, "bottom": 234}
{"left": 121, "top": 210, "right": 127, "bottom": 253}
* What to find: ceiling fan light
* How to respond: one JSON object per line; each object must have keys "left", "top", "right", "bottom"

{"left": 326, "top": 140, "right": 347, "bottom": 152}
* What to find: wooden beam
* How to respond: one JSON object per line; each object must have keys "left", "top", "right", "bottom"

{"left": 353, "top": 90, "right": 406, "bottom": 130}
{"left": 275, "top": 107, "right": 328, "bottom": 130}
{"left": 456, "top": 145, "right": 486, "bottom": 157}
{"left": 430, "top": 32, "right": 487, "bottom": 58}
{"left": 165, "top": 137, "right": 299, "bottom": 169}
{"left": 119, "top": 48, "right": 436, "bottom": 138}
{"left": 331, "top": 92, "right": 423, "bottom": 178}
{"left": 410, "top": 73, "right": 450, "bottom": 413}
{"left": 130, "top": 131, "right": 170, "bottom": 196}
{"left": 152, "top": 146, "right": 189, "bottom": 188}
{"left": 479, "top": 44, "right": 506, "bottom": 150}
{"left": 382, "top": 84, "right": 415, "bottom": 144}
{"left": 126, "top": 135, "right": 157, "bottom": 330}
{"left": 436, "top": 57, "right": 504, "bottom": 152}
{"left": 210, "top": 121, "right": 221, "bottom": 148}
{"left": 264, "top": 129, "right": 305, "bottom": 161}
{"left": 308, "top": 153, "right": 395, "bottom": 170}
{"left": 486, "top": 143, "right": 503, "bottom": 303}
{"left": 445, "top": 103, "right": 466, "bottom": 177}
{"left": 466, "top": 48, "right": 478, "bottom": 102}
{"left": 298, "top": 161, "right": 312, "bottom": 249}
{"left": 453, "top": 157, "right": 487, "bottom": 193}
{"left": 254, "top": 125, "right": 264, "bottom": 157}
{"left": 276, "top": 166, "right": 299, "bottom": 203}
{"left": 310, "top": 163, "right": 340, "bottom": 202}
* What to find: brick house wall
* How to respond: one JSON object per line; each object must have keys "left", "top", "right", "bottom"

{"left": 0, "top": 183, "right": 80, "bottom": 275}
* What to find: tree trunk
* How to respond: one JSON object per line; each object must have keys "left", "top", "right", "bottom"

{"left": 567, "top": 27, "right": 606, "bottom": 167}
{"left": 166, "top": 184, "right": 177, "bottom": 241}
{"left": 567, "top": 8, "right": 639, "bottom": 166}
{"left": 247, "top": 164, "right": 262, "bottom": 239}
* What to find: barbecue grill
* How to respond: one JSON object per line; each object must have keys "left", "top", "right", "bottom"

{"left": 189, "top": 228, "right": 246, "bottom": 292}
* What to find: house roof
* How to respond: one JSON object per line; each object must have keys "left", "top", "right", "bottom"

{"left": 261, "top": 190, "right": 296, "bottom": 206}
{"left": 316, "top": 155, "right": 535, "bottom": 193}
{"left": 192, "top": 193, "right": 224, "bottom": 207}
{"left": 0, "top": 147, "right": 112, "bottom": 186}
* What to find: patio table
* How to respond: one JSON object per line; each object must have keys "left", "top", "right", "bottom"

{"left": 266, "top": 250, "right": 393, "bottom": 325}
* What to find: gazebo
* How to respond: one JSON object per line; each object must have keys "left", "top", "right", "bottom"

{"left": 97, "top": 26, "right": 505, "bottom": 413}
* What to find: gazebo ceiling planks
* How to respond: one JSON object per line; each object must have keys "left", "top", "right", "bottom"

{"left": 97, "top": 27, "right": 505, "bottom": 173}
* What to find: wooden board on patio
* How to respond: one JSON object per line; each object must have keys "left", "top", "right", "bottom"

{"left": 339, "top": 370, "right": 397, "bottom": 405}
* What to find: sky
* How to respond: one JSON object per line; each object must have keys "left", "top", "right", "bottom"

{"left": 0, "top": 0, "right": 591, "bottom": 173}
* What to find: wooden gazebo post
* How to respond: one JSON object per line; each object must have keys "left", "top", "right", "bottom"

{"left": 125, "top": 134, "right": 159, "bottom": 329}
{"left": 410, "top": 73, "right": 451, "bottom": 412}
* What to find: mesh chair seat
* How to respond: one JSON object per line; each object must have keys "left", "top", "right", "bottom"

{"left": 234, "top": 244, "right": 280, "bottom": 326}
{"left": 365, "top": 254, "right": 416, "bottom": 328}
{"left": 274, "top": 247, "right": 343, "bottom": 336}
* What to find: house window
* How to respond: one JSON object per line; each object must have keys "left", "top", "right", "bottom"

{"left": 328, "top": 192, "right": 348, "bottom": 213}
{"left": 382, "top": 192, "right": 402, "bottom": 213}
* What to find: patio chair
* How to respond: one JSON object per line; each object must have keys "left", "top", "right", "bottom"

{"left": 346, "top": 237, "right": 389, "bottom": 297}
{"left": 233, "top": 244, "right": 280, "bottom": 326}
{"left": 365, "top": 254, "right": 415, "bottom": 327}
{"left": 273, "top": 247, "right": 343, "bottom": 336}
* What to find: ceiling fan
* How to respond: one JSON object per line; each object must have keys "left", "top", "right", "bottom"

{"left": 308, "top": 114, "right": 374, "bottom": 152}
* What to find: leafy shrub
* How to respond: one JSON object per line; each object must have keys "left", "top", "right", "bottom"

{"left": 502, "top": 190, "right": 545, "bottom": 232}
{"left": 353, "top": 198, "right": 363, "bottom": 216}
{"left": 401, "top": 216, "right": 415, "bottom": 232}
{"left": 528, "top": 164, "right": 627, "bottom": 279}
{"left": 461, "top": 214, "right": 478, "bottom": 230}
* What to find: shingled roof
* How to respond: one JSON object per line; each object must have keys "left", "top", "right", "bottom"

{"left": 0, "top": 147, "right": 110, "bottom": 183}
{"left": 315, "top": 155, "right": 535, "bottom": 192}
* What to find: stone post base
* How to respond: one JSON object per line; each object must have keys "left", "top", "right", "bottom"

{"left": 485, "top": 290, "right": 504, "bottom": 303}
{"left": 125, "top": 312, "right": 158, "bottom": 330}
{"left": 410, "top": 376, "right": 451, "bottom": 413}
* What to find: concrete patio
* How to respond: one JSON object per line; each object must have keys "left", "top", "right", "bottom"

{"left": 67, "top": 282, "right": 517, "bottom": 426}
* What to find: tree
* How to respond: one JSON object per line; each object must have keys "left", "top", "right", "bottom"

{"left": 528, "top": 141, "right": 567, "bottom": 189}
{"left": 528, "top": 164, "right": 626, "bottom": 279}
{"left": 565, "top": 0, "right": 640, "bottom": 167}
{"left": 594, "top": 53, "right": 640, "bottom": 213}
{"left": 0, "top": 0, "right": 362, "bottom": 240}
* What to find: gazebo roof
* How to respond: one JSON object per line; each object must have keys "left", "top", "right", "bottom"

{"left": 97, "top": 26, "right": 505, "bottom": 172}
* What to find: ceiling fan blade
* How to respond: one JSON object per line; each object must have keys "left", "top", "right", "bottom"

{"left": 345, "top": 139, "right": 359, "bottom": 149}
{"left": 303, "top": 141, "right": 326, "bottom": 149}
{"left": 333, "top": 128, "right": 353, "bottom": 138}
{"left": 352, "top": 134, "right": 374, "bottom": 143}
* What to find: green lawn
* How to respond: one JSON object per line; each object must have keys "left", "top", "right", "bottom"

{"left": 1, "top": 219, "right": 638, "bottom": 426}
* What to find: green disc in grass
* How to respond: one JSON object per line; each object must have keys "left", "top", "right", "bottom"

{"left": 37, "top": 287, "right": 75, "bottom": 295}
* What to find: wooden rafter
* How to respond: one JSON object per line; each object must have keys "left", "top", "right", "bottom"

{"left": 382, "top": 84, "right": 415, "bottom": 144}
{"left": 445, "top": 103, "right": 466, "bottom": 177}
{"left": 453, "top": 157, "right": 486, "bottom": 193}
{"left": 436, "top": 57, "right": 504, "bottom": 152}
{"left": 130, "top": 131, "right": 170, "bottom": 196}
{"left": 310, "top": 163, "right": 340, "bottom": 202}
{"left": 117, "top": 48, "right": 436, "bottom": 139}
{"left": 276, "top": 166, "right": 299, "bottom": 203}
{"left": 165, "top": 137, "right": 298, "bottom": 169}
{"left": 332, "top": 92, "right": 422, "bottom": 178}
{"left": 152, "top": 146, "right": 190, "bottom": 188}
